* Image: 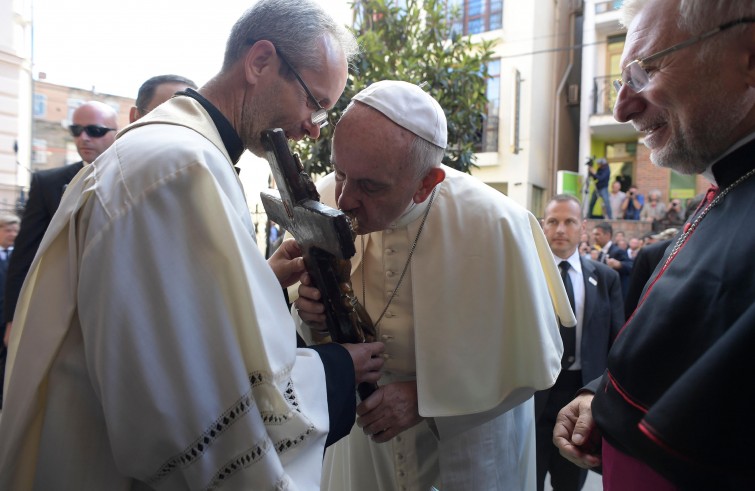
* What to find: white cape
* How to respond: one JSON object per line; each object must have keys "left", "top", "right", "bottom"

{"left": 310, "top": 167, "right": 575, "bottom": 417}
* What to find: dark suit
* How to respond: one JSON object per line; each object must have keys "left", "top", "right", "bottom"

{"left": 623, "top": 239, "right": 673, "bottom": 318}
{"left": 600, "top": 242, "right": 633, "bottom": 297}
{"left": 4, "top": 162, "right": 84, "bottom": 325}
{"left": 536, "top": 257, "right": 624, "bottom": 491}
{"left": 0, "top": 249, "right": 10, "bottom": 332}
{"left": 0, "top": 248, "right": 10, "bottom": 407}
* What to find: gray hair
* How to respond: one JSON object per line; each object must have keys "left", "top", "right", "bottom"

{"left": 407, "top": 134, "right": 445, "bottom": 181}
{"left": 0, "top": 214, "right": 20, "bottom": 228}
{"left": 222, "top": 0, "right": 359, "bottom": 74}
{"left": 621, "top": 0, "right": 755, "bottom": 58}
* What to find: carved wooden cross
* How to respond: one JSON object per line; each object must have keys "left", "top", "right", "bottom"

{"left": 260, "top": 128, "right": 376, "bottom": 399}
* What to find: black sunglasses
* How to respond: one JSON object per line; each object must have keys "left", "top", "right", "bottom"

{"left": 69, "top": 124, "right": 116, "bottom": 138}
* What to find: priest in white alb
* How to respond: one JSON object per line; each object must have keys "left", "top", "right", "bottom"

{"left": 293, "top": 80, "right": 575, "bottom": 490}
{"left": 0, "top": 1, "right": 385, "bottom": 488}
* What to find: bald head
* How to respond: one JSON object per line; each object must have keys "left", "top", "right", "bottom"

{"left": 70, "top": 101, "right": 118, "bottom": 163}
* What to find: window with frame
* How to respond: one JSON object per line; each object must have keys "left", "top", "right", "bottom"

{"left": 33, "top": 93, "right": 47, "bottom": 118}
{"left": 449, "top": 0, "right": 503, "bottom": 36}
{"left": 477, "top": 58, "right": 500, "bottom": 153}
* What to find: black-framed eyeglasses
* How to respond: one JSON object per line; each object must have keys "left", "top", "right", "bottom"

{"left": 246, "top": 39, "right": 330, "bottom": 128}
{"left": 69, "top": 124, "right": 116, "bottom": 138}
{"left": 276, "top": 50, "right": 330, "bottom": 128}
{"left": 613, "top": 17, "right": 755, "bottom": 94}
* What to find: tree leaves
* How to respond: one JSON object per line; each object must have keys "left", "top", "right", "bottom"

{"left": 294, "top": 0, "right": 494, "bottom": 176}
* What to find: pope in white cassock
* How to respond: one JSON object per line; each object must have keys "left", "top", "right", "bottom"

{"left": 0, "top": 0, "right": 386, "bottom": 489}
{"left": 293, "top": 80, "right": 576, "bottom": 490}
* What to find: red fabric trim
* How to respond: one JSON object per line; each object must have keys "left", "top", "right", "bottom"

{"left": 638, "top": 420, "right": 690, "bottom": 461}
{"left": 606, "top": 371, "right": 648, "bottom": 413}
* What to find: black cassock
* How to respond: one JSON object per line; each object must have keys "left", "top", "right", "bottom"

{"left": 592, "top": 138, "right": 755, "bottom": 490}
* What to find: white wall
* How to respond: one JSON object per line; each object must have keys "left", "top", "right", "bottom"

{"left": 0, "top": 0, "right": 32, "bottom": 212}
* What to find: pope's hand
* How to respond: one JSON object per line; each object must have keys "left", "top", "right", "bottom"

{"left": 357, "top": 381, "right": 423, "bottom": 443}
{"left": 267, "top": 239, "right": 305, "bottom": 288}
{"left": 553, "top": 393, "right": 602, "bottom": 469}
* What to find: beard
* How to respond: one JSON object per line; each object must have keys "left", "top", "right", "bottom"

{"left": 239, "top": 88, "right": 265, "bottom": 157}
{"left": 239, "top": 83, "right": 283, "bottom": 158}
{"left": 649, "top": 70, "right": 751, "bottom": 175}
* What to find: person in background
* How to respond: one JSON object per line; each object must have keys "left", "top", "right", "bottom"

{"left": 536, "top": 194, "right": 624, "bottom": 491}
{"left": 3, "top": 101, "right": 118, "bottom": 346}
{"left": 626, "top": 237, "right": 642, "bottom": 260}
{"left": 653, "top": 198, "right": 685, "bottom": 231}
{"left": 639, "top": 189, "right": 666, "bottom": 222}
{"left": 608, "top": 181, "right": 626, "bottom": 220}
{"left": 620, "top": 185, "right": 643, "bottom": 220}
{"left": 579, "top": 241, "right": 592, "bottom": 260}
{"left": 591, "top": 222, "right": 633, "bottom": 295}
{"left": 554, "top": 0, "right": 755, "bottom": 488}
{"left": 129, "top": 74, "right": 197, "bottom": 123}
{"left": 4, "top": 76, "right": 196, "bottom": 350}
{"left": 623, "top": 228, "right": 677, "bottom": 318}
{"left": 0, "top": 213, "right": 19, "bottom": 408}
{"left": 588, "top": 158, "right": 612, "bottom": 219}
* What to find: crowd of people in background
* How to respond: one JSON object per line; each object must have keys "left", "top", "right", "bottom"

{"left": 589, "top": 175, "right": 693, "bottom": 232}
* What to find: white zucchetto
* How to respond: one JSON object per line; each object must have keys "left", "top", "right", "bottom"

{"left": 352, "top": 80, "right": 447, "bottom": 149}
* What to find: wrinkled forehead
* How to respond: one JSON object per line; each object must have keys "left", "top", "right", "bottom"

{"left": 621, "top": 2, "right": 683, "bottom": 65}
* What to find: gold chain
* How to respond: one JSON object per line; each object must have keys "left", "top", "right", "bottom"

{"left": 664, "top": 167, "right": 755, "bottom": 269}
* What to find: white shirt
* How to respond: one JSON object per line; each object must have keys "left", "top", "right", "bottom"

{"left": 553, "top": 250, "right": 586, "bottom": 371}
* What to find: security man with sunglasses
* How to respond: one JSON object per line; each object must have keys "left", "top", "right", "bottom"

{"left": 2, "top": 101, "right": 117, "bottom": 350}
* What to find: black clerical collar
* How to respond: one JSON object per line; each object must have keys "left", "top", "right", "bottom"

{"left": 711, "top": 137, "right": 755, "bottom": 189}
{"left": 176, "top": 88, "right": 244, "bottom": 165}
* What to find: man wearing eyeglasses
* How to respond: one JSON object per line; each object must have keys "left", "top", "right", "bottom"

{"left": 2, "top": 101, "right": 117, "bottom": 350}
{"left": 0, "top": 0, "right": 385, "bottom": 488}
{"left": 554, "top": 1, "right": 755, "bottom": 489}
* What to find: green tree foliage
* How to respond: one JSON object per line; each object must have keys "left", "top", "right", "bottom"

{"left": 293, "top": 0, "right": 494, "bottom": 176}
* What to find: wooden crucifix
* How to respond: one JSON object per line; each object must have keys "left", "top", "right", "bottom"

{"left": 260, "top": 128, "right": 376, "bottom": 400}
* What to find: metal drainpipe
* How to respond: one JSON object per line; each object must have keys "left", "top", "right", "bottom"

{"left": 550, "top": 1, "right": 579, "bottom": 200}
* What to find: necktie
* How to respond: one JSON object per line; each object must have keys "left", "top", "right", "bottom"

{"left": 559, "top": 260, "right": 576, "bottom": 369}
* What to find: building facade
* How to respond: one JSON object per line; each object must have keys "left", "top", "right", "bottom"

{"left": 462, "top": 0, "right": 583, "bottom": 216}
{"left": 0, "top": 0, "right": 32, "bottom": 214}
